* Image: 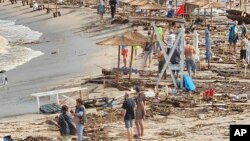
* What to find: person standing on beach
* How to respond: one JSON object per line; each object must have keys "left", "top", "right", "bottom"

{"left": 109, "top": 0, "right": 117, "bottom": 20}
{"left": 158, "top": 49, "right": 166, "bottom": 79}
{"left": 184, "top": 40, "right": 196, "bottom": 77}
{"left": 144, "top": 42, "right": 153, "bottom": 68}
{"left": 163, "top": 29, "right": 176, "bottom": 54}
{"left": 240, "top": 35, "right": 249, "bottom": 62}
{"left": 135, "top": 86, "right": 146, "bottom": 139}
{"left": 122, "top": 45, "right": 128, "bottom": 67}
{"left": 71, "top": 98, "right": 87, "bottom": 141}
{"left": 241, "top": 22, "right": 248, "bottom": 37}
{"left": 122, "top": 92, "right": 135, "bottom": 141}
{"left": 58, "top": 105, "right": 77, "bottom": 141}
{"left": 97, "top": 0, "right": 105, "bottom": 23}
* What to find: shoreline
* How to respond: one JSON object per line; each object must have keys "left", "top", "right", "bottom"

{"left": 0, "top": 2, "right": 118, "bottom": 117}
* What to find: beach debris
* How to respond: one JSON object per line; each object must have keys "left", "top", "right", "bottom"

{"left": 23, "top": 136, "right": 53, "bottom": 141}
{"left": 231, "top": 94, "right": 248, "bottom": 102}
{"left": 40, "top": 103, "right": 61, "bottom": 114}
{"left": 83, "top": 97, "right": 117, "bottom": 108}
{"left": 51, "top": 49, "right": 59, "bottom": 54}
{"left": 159, "top": 131, "right": 185, "bottom": 138}
{"left": 0, "top": 136, "right": 13, "bottom": 141}
{"left": 111, "top": 17, "right": 129, "bottom": 24}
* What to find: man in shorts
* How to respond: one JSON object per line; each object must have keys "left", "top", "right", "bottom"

{"left": 122, "top": 92, "right": 135, "bottom": 141}
{"left": 184, "top": 40, "right": 196, "bottom": 77}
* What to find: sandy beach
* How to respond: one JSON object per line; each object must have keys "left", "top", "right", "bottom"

{"left": 1, "top": 0, "right": 250, "bottom": 140}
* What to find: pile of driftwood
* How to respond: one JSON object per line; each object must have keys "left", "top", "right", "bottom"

{"left": 226, "top": 9, "right": 250, "bottom": 24}
{"left": 85, "top": 69, "right": 159, "bottom": 91}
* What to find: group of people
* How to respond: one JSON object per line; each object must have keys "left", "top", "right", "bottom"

{"left": 229, "top": 21, "right": 249, "bottom": 63}
{"left": 97, "top": 0, "right": 118, "bottom": 22}
{"left": 122, "top": 86, "right": 146, "bottom": 141}
{"left": 58, "top": 98, "right": 87, "bottom": 141}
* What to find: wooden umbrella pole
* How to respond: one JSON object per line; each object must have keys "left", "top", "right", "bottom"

{"left": 175, "top": 0, "right": 177, "bottom": 12}
{"left": 230, "top": 0, "right": 231, "bottom": 9}
{"left": 128, "top": 46, "right": 134, "bottom": 80}
{"left": 245, "top": 0, "right": 247, "bottom": 12}
{"left": 204, "top": 8, "right": 207, "bottom": 26}
{"left": 118, "top": 46, "right": 121, "bottom": 68}
{"left": 240, "top": 0, "right": 242, "bottom": 10}
{"left": 211, "top": 8, "right": 212, "bottom": 26}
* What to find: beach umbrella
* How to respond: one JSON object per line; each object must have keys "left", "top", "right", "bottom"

{"left": 121, "top": 0, "right": 133, "bottom": 4}
{"left": 97, "top": 35, "right": 137, "bottom": 69}
{"left": 123, "top": 31, "right": 148, "bottom": 79}
{"left": 97, "top": 35, "right": 142, "bottom": 79}
{"left": 129, "top": 0, "right": 147, "bottom": 16}
{"left": 193, "top": 30, "right": 199, "bottom": 61}
{"left": 137, "top": 1, "right": 163, "bottom": 10}
{"left": 201, "top": 1, "right": 225, "bottom": 26}
{"left": 123, "top": 30, "right": 149, "bottom": 43}
{"left": 137, "top": 1, "right": 163, "bottom": 16}
{"left": 205, "top": 28, "right": 213, "bottom": 69}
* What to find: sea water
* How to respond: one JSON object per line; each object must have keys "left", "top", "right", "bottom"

{"left": 0, "top": 19, "right": 43, "bottom": 71}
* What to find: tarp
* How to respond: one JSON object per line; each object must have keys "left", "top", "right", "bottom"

{"left": 176, "top": 4, "right": 185, "bottom": 15}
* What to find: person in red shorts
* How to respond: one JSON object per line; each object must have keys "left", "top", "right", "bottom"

{"left": 122, "top": 45, "right": 128, "bottom": 67}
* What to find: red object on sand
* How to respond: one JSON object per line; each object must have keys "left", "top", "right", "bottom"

{"left": 176, "top": 4, "right": 185, "bottom": 15}
{"left": 205, "top": 89, "right": 215, "bottom": 97}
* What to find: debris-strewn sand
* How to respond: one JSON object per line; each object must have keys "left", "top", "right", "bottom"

{"left": 1, "top": 0, "right": 250, "bottom": 140}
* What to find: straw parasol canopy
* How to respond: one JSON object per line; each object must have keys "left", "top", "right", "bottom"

{"left": 133, "top": 0, "right": 148, "bottom": 6}
{"left": 123, "top": 30, "right": 149, "bottom": 45}
{"left": 121, "top": 0, "right": 133, "bottom": 4}
{"left": 129, "top": 0, "right": 147, "bottom": 6}
{"left": 137, "top": 2, "right": 163, "bottom": 10}
{"left": 96, "top": 36, "right": 138, "bottom": 46}
{"left": 200, "top": 1, "right": 225, "bottom": 9}
{"left": 186, "top": 0, "right": 209, "bottom": 7}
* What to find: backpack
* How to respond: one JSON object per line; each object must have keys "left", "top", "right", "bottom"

{"left": 59, "top": 114, "right": 77, "bottom": 136}
{"left": 79, "top": 106, "right": 88, "bottom": 125}
{"left": 58, "top": 115, "right": 70, "bottom": 135}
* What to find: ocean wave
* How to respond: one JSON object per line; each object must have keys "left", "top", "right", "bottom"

{"left": 0, "top": 20, "right": 42, "bottom": 43}
{"left": 0, "top": 19, "right": 43, "bottom": 71}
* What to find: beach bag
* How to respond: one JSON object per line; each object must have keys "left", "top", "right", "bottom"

{"left": 80, "top": 106, "right": 88, "bottom": 125}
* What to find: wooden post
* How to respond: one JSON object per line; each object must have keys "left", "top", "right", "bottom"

{"left": 128, "top": 46, "right": 134, "bottom": 80}
{"left": 240, "top": 0, "right": 242, "bottom": 10}
{"left": 79, "top": 90, "right": 83, "bottom": 100}
{"left": 118, "top": 45, "right": 121, "bottom": 68}
{"left": 230, "top": 0, "right": 231, "bottom": 9}
{"left": 245, "top": 0, "right": 247, "bottom": 12}
{"left": 204, "top": 8, "right": 207, "bottom": 25}
{"left": 175, "top": 0, "right": 177, "bottom": 13}
{"left": 210, "top": 8, "right": 213, "bottom": 26}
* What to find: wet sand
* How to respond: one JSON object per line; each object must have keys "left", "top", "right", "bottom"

{"left": 0, "top": 2, "right": 120, "bottom": 117}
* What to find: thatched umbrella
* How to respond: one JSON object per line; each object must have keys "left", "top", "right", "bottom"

{"left": 96, "top": 36, "right": 137, "bottom": 69}
{"left": 201, "top": 1, "right": 225, "bottom": 26}
{"left": 97, "top": 35, "right": 145, "bottom": 79}
{"left": 137, "top": 2, "right": 163, "bottom": 16}
{"left": 128, "top": 0, "right": 146, "bottom": 16}
{"left": 122, "top": 31, "right": 148, "bottom": 79}
{"left": 121, "top": 0, "right": 133, "bottom": 4}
